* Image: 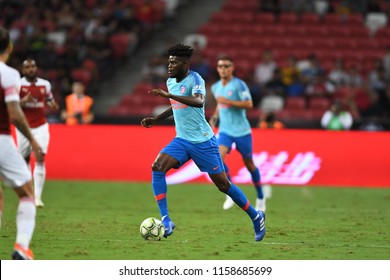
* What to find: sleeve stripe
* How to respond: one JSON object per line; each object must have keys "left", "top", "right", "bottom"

{"left": 5, "top": 86, "right": 19, "bottom": 97}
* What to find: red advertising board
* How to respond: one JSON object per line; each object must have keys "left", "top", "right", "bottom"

{"left": 44, "top": 125, "right": 390, "bottom": 188}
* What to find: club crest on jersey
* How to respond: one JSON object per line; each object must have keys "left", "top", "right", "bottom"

{"left": 22, "top": 88, "right": 28, "bottom": 92}
{"left": 228, "top": 90, "right": 233, "bottom": 96}
{"left": 40, "top": 88, "right": 45, "bottom": 94}
{"left": 179, "top": 85, "right": 186, "bottom": 94}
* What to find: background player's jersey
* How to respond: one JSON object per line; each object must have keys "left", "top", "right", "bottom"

{"left": 166, "top": 70, "right": 213, "bottom": 143}
{"left": 211, "top": 77, "right": 252, "bottom": 137}
{"left": 20, "top": 77, "right": 53, "bottom": 128}
{"left": 0, "top": 61, "right": 21, "bottom": 135}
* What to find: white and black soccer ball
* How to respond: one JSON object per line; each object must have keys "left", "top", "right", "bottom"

{"left": 140, "top": 217, "right": 165, "bottom": 241}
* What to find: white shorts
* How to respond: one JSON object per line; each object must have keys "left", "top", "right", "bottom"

{"left": 16, "top": 122, "right": 50, "bottom": 158}
{"left": 0, "top": 135, "right": 32, "bottom": 187}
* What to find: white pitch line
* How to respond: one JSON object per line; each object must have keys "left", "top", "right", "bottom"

{"left": 41, "top": 237, "right": 390, "bottom": 249}
{"left": 264, "top": 242, "right": 390, "bottom": 249}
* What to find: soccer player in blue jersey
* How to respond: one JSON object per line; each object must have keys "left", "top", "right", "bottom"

{"left": 209, "top": 56, "right": 266, "bottom": 212}
{"left": 140, "top": 44, "right": 266, "bottom": 241}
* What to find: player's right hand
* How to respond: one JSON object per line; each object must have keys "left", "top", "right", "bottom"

{"left": 209, "top": 115, "right": 218, "bottom": 129}
{"left": 148, "top": 89, "right": 171, "bottom": 98}
{"left": 141, "top": 117, "right": 155, "bottom": 128}
{"left": 31, "top": 139, "right": 43, "bottom": 158}
{"left": 21, "top": 93, "right": 34, "bottom": 106}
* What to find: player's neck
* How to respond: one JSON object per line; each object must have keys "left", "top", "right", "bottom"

{"left": 26, "top": 77, "right": 37, "bottom": 83}
{"left": 0, "top": 54, "right": 7, "bottom": 63}
{"left": 221, "top": 76, "right": 233, "bottom": 86}
{"left": 176, "top": 70, "right": 189, "bottom": 83}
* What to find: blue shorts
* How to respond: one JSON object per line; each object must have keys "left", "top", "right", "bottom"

{"left": 217, "top": 132, "right": 253, "bottom": 159}
{"left": 161, "top": 136, "right": 224, "bottom": 174}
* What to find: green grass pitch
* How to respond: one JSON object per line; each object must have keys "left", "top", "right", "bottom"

{"left": 0, "top": 181, "right": 389, "bottom": 260}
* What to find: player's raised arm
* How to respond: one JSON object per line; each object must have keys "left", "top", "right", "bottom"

{"left": 216, "top": 96, "right": 253, "bottom": 109}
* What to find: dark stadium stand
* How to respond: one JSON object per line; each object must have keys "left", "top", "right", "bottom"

{"left": 2, "top": 0, "right": 390, "bottom": 129}
{"left": 109, "top": 0, "right": 390, "bottom": 129}
{"left": 1, "top": 0, "right": 177, "bottom": 109}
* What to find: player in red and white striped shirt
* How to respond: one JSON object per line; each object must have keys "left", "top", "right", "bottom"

{"left": 0, "top": 27, "right": 42, "bottom": 260}
{"left": 16, "top": 58, "right": 59, "bottom": 207}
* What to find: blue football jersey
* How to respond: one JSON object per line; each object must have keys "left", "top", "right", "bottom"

{"left": 166, "top": 71, "right": 213, "bottom": 143}
{"left": 211, "top": 77, "right": 252, "bottom": 137}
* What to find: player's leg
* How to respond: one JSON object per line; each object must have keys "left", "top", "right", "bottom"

{"left": 31, "top": 123, "right": 50, "bottom": 207}
{"left": 216, "top": 133, "right": 236, "bottom": 210}
{"left": 220, "top": 145, "right": 236, "bottom": 210}
{"left": 152, "top": 138, "right": 189, "bottom": 237}
{"left": 0, "top": 135, "right": 36, "bottom": 259}
{"left": 242, "top": 157, "right": 266, "bottom": 211}
{"left": 236, "top": 134, "right": 266, "bottom": 211}
{"left": 209, "top": 172, "right": 266, "bottom": 241}
{"left": 191, "top": 136, "right": 266, "bottom": 241}
{"left": 15, "top": 127, "right": 32, "bottom": 164}
{"left": 12, "top": 181, "right": 36, "bottom": 260}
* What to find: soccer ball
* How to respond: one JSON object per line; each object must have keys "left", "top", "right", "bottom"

{"left": 140, "top": 217, "right": 165, "bottom": 241}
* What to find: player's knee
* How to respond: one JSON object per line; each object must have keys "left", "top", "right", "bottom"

{"left": 151, "top": 161, "right": 164, "bottom": 172}
{"left": 35, "top": 155, "right": 45, "bottom": 163}
{"left": 244, "top": 160, "right": 255, "bottom": 171}
{"left": 14, "top": 181, "right": 34, "bottom": 199}
{"left": 216, "top": 181, "right": 231, "bottom": 193}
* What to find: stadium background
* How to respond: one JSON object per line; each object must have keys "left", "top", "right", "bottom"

{"left": 2, "top": 0, "right": 390, "bottom": 130}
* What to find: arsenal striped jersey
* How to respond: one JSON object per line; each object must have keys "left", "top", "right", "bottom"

{"left": 0, "top": 61, "right": 21, "bottom": 135}
{"left": 20, "top": 77, "right": 53, "bottom": 128}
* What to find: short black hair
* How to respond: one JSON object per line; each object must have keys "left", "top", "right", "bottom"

{"left": 166, "top": 43, "right": 193, "bottom": 59}
{"left": 217, "top": 55, "right": 234, "bottom": 62}
{"left": 0, "top": 27, "right": 10, "bottom": 53}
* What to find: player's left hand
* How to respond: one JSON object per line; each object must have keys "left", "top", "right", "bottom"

{"left": 149, "top": 89, "right": 171, "bottom": 98}
{"left": 141, "top": 117, "right": 156, "bottom": 128}
{"left": 48, "top": 100, "right": 59, "bottom": 111}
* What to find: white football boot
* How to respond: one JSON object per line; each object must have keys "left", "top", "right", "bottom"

{"left": 263, "top": 184, "right": 272, "bottom": 199}
{"left": 255, "top": 198, "right": 266, "bottom": 212}
{"left": 222, "top": 195, "right": 235, "bottom": 210}
{"left": 35, "top": 198, "right": 44, "bottom": 208}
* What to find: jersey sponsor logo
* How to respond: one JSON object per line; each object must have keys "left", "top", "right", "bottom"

{"left": 170, "top": 99, "right": 188, "bottom": 110}
{"left": 24, "top": 101, "right": 44, "bottom": 108}
{"left": 179, "top": 85, "right": 186, "bottom": 94}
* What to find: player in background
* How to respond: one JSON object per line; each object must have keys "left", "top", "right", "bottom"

{"left": 0, "top": 26, "right": 42, "bottom": 260}
{"left": 16, "top": 58, "right": 58, "bottom": 207}
{"left": 141, "top": 44, "right": 266, "bottom": 241}
{"left": 209, "top": 56, "right": 266, "bottom": 211}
